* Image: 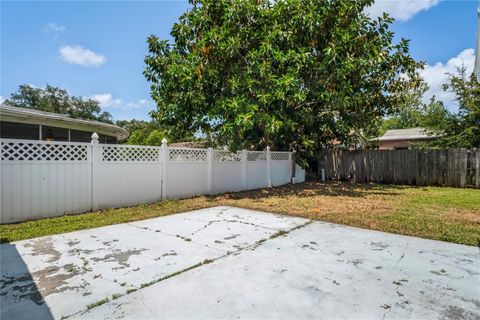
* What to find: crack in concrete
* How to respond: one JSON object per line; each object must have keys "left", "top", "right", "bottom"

{"left": 223, "top": 219, "right": 279, "bottom": 231}
{"left": 381, "top": 307, "right": 392, "bottom": 320}
{"left": 182, "top": 218, "right": 279, "bottom": 238}
{"left": 395, "top": 238, "right": 411, "bottom": 281}
{"left": 61, "top": 219, "right": 313, "bottom": 319}
{"left": 384, "top": 237, "right": 411, "bottom": 318}
{"left": 188, "top": 208, "right": 230, "bottom": 236}
{"left": 183, "top": 207, "right": 284, "bottom": 232}
{"left": 396, "top": 238, "right": 409, "bottom": 267}
{"left": 139, "top": 288, "right": 156, "bottom": 319}
{"left": 125, "top": 222, "right": 229, "bottom": 253}
{"left": 190, "top": 220, "right": 218, "bottom": 236}
{"left": 125, "top": 206, "right": 282, "bottom": 251}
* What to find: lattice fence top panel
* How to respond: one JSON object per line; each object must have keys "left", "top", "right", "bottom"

{"left": 247, "top": 151, "right": 267, "bottom": 161}
{"left": 1, "top": 140, "right": 89, "bottom": 161}
{"left": 271, "top": 152, "right": 290, "bottom": 161}
{"left": 214, "top": 150, "right": 242, "bottom": 162}
{"left": 169, "top": 148, "right": 207, "bottom": 162}
{"left": 102, "top": 145, "right": 160, "bottom": 162}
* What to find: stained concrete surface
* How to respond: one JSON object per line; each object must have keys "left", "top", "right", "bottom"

{"left": 1, "top": 206, "right": 478, "bottom": 319}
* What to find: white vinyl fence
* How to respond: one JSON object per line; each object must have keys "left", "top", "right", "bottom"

{"left": 0, "top": 135, "right": 304, "bottom": 223}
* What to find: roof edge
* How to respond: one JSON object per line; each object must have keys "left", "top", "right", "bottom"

{"left": 0, "top": 104, "right": 129, "bottom": 140}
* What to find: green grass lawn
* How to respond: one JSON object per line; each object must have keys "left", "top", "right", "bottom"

{"left": 1, "top": 181, "right": 479, "bottom": 246}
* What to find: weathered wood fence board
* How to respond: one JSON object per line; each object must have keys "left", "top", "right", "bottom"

{"left": 318, "top": 148, "right": 479, "bottom": 188}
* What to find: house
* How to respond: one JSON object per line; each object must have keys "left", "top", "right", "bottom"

{"left": 0, "top": 104, "right": 128, "bottom": 143}
{"left": 374, "top": 127, "right": 440, "bottom": 150}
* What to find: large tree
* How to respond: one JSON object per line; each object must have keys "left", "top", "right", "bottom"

{"left": 116, "top": 119, "right": 196, "bottom": 145}
{"left": 425, "top": 68, "right": 480, "bottom": 148}
{"left": 4, "top": 84, "right": 113, "bottom": 123}
{"left": 377, "top": 83, "right": 451, "bottom": 137}
{"left": 144, "top": 0, "right": 423, "bottom": 163}
{"left": 378, "top": 67, "right": 480, "bottom": 149}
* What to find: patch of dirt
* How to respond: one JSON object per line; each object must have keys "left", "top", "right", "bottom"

{"left": 23, "top": 238, "right": 61, "bottom": 263}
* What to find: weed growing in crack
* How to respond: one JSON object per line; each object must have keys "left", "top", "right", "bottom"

{"left": 140, "top": 281, "right": 155, "bottom": 288}
{"left": 87, "top": 297, "right": 110, "bottom": 310}
{"left": 132, "top": 261, "right": 208, "bottom": 293}
{"left": 270, "top": 230, "right": 287, "bottom": 239}
{"left": 256, "top": 239, "right": 267, "bottom": 245}
{"left": 176, "top": 234, "right": 192, "bottom": 242}
{"left": 111, "top": 293, "right": 122, "bottom": 300}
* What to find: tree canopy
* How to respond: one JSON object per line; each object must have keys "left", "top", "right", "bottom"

{"left": 145, "top": 0, "right": 423, "bottom": 164}
{"left": 4, "top": 84, "right": 113, "bottom": 123}
{"left": 426, "top": 68, "right": 480, "bottom": 148}
{"left": 115, "top": 119, "right": 196, "bottom": 145}
{"left": 377, "top": 81, "right": 450, "bottom": 135}
{"left": 379, "top": 67, "right": 480, "bottom": 149}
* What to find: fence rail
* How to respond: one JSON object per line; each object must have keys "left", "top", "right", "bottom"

{"left": 0, "top": 136, "right": 304, "bottom": 224}
{"left": 317, "top": 148, "right": 480, "bottom": 188}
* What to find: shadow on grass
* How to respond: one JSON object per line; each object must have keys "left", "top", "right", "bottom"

{"left": 213, "top": 180, "right": 408, "bottom": 201}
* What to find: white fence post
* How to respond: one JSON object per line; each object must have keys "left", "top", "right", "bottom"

{"left": 207, "top": 147, "right": 214, "bottom": 194}
{"left": 266, "top": 146, "right": 272, "bottom": 187}
{"left": 91, "top": 132, "right": 100, "bottom": 211}
{"left": 291, "top": 150, "right": 296, "bottom": 183}
{"left": 161, "top": 138, "right": 168, "bottom": 201}
{"left": 242, "top": 149, "right": 247, "bottom": 190}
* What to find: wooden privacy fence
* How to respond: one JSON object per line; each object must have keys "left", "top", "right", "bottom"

{"left": 317, "top": 148, "right": 480, "bottom": 188}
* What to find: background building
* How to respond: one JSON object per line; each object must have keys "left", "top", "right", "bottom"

{"left": 374, "top": 128, "right": 440, "bottom": 150}
{"left": 0, "top": 104, "right": 128, "bottom": 143}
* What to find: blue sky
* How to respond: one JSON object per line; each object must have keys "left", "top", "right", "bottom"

{"left": 1, "top": 0, "right": 478, "bottom": 121}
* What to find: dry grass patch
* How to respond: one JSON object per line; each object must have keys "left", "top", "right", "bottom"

{"left": 213, "top": 182, "right": 479, "bottom": 246}
{"left": 1, "top": 181, "right": 479, "bottom": 246}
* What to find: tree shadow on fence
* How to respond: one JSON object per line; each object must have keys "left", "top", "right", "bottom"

{"left": 216, "top": 181, "right": 408, "bottom": 201}
{"left": 0, "top": 243, "right": 54, "bottom": 320}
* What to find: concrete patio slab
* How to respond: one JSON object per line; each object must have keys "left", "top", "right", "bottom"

{"left": 1, "top": 206, "right": 478, "bottom": 320}
{"left": 0, "top": 206, "right": 307, "bottom": 320}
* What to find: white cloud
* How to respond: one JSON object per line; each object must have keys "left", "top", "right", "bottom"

{"left": 0, "top": 96, "right": 5, "bottom": 105}
{"left": 365, "top": 0, "right": 439, "bottom": 22}
{"left": 45, "top": 22, "right": 66, "bottom": 32}
{"left": 90, "top": 93, "right": 122, "bottom": 108}
{"left": 59, "top": 45, "right": 106, "bottom": 68}
{"left": 420, "top": 48, "right": 475, "bottom": 110}
{"left": 90, "top": 93, "right": 150, "bottom": 110}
